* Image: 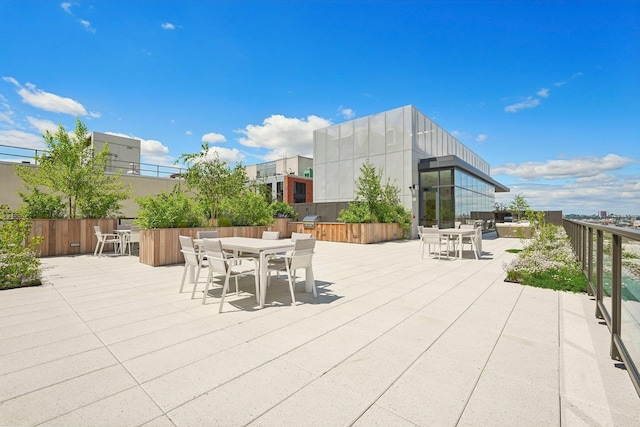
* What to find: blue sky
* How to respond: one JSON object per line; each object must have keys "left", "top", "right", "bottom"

{"left": 1, "top": 1, "right": 638, "bottom": 215}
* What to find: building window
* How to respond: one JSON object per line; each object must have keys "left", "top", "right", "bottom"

{"left": 276, "top": 181, "right": 284, "bottom": 202}
{"left": 294, "top": 182, "right": 306, "bottom": 203}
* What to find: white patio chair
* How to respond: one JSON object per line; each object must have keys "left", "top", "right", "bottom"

{"left": 421, "top": 228, "right": 448, "bottom": 260}
{"left": 266, "top": 238, "right": 317, "bottom": 305}
{"left": 122, "top": 228, "right": 140, "bottom": 256}
{"left": 262, "top": 231, "right": 280, "bottom": 240}
{"left": 195, "top": 238, "right": 259, "bottom": 312}
{"left": 291, "top": 232, "right": 312, "bottom": 241}
{"left": 93, "top": 225, "right": 120, "bottom": 256}
{"left": 179, "top": 235, "right": 203, "bottom": 293}
{"left": 197, "top": 230, "right": 218, "bottom": 239}
{"left": 457, "top": 226, "right": 483, "bottom": 259}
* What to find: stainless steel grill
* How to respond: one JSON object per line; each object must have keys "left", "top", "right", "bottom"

{"left": 302, "top": 215, "right": 322, "bottom": 229}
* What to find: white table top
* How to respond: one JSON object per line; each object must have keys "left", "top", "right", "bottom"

{"left": 195, "top": 237, "right": 295, "bottom": 254}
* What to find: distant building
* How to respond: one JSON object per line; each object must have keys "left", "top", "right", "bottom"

{"left": 598, "top": 210, "right": 609, "bottom": 218}
{"left": 90, "top": 132, "right": 141, "bottom": 175}
{"left": 312, "top": 105, "right": 508, "bottom": 234}
{"left": 245, "top": 156, "right": 313, "bottom": 204}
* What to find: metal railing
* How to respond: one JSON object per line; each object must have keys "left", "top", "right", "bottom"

{"left": 0, "top": 144, "right": 184, "bottom": 179}
{"left": 564, "top": 219, "right": 640, "bottom": 396}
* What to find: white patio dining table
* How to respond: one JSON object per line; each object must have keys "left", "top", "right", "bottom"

{"left": 194, "top": 237, "right": 314, "bottom": 308}
{"left": 114, "top": 229, "right": 131, "bottom": 256}
{"left": 437, "top": 228, "right": 477, "bottom": 259}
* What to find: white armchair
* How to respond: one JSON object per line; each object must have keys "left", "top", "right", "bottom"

{"left": 93, "top": 225, "right": 120, "bottom": 257}
{"left": 196, "top": 238, "right": 259, "bottom": 312}
{"left": 266, "top": 238, "right": 317, "bottom": 305}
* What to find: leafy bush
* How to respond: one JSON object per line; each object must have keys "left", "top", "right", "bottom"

{"left": 18, "top": 188, "right": 66, "bottom": 219}
{"left": 219, "top": 191, "right": 274, "bottom": 226}
{"left": 216, "top": 217, "right": 233, "bottom": 227}
{"left": 503, "top": 210, "right": 587, "bottom": 293}
{"left": 135, "top": 189, "right": 204, "bottom": 229}
{"left": 270, "top": 201, "right": 297, "bottom": 219}
{"left": 0, "top": 205, "right": 43, "bottom": 289}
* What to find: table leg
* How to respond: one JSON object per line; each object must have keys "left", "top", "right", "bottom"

{"left": 259, "top": 251, "right": 267, "bottom": 308}
{"left": 305, "top": 261, "right": 314, "bottom": 293}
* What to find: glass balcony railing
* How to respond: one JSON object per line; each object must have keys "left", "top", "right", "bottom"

{"left": 565, "top": 220, "right": 640, "bottom": 396}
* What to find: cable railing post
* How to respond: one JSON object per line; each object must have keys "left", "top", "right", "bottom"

{"left": 587, "top": 226, "right": 594, "bottom": 296}
{"left": 595, "top": 229, "right": 604, "bottom": 319}
{"left": 610, "top": 232, "right": 622, "bottom": 361}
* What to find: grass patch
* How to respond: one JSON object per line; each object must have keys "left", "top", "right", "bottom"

{"left": 506, "top": 249, "right": 522, "bottom": 254}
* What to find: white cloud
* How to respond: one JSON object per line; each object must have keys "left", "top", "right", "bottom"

{"left": 26, "top": 117, "right": 58, "bottom": 134}
{"left": 80, "top": 19, "right": 96, "bottom": 33}
{"left": 493, "top": 154, "right": 637, "bottom": 180}
{"left": 60, "top": 3, "right": 95, "bottom": 32}
{"left": 3, "top": 77, "right": 100, "bottom": 117}
{"left": 202, "top": 132, "right": 226, "bottom": 144}
{"left": 338, "top": 106, "right": 355, "bottom": 119}
{"left": 208, "top": 146, "right": 244, "bottom": 164}
{"left": 185, "top": 130, "right": 192, "bottom": 135}
{"left": 537, "top": 88, "right": 549, "bottom": 98}
{"left": 0, "top": 94, "right": 14, "bottom": 125}
{"left": 140, "top": 138, "right": 174, "bottom": 165}
{"left": 161, "top": 22, "right": 176, "bottom": 30}
{"left": 236, "top": 114, "right": 332, "bottom": 160}
{"left": 475, "top": 134, "right": 487, "bottom": 143}
{"left": 495, "top": 173, "right": 640, "bottom": 215}
{"left": 504, "top": 96, "right": 540, "bottom": 113}
{"left": 0, "top": 130, "right": 45, "bottom": 150}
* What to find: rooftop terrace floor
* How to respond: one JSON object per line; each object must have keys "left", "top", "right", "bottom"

{"left": 1, "top": 233, "right": 639, "bottom": 426}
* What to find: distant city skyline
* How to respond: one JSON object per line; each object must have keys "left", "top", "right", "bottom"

{"left": 1, "top": 1, "right": 638, "bottom": 215}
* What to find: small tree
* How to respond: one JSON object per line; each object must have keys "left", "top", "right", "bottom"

{"left": 337, "top": 160, "right": 412, "bottom": 236}
{"left": 15, "top": 118, "right": 131, "bottom": 218}
{"left": 509, "top": 193, "right": 530, "bottom": 222}
{"left": 176, "top": 144, "right": 247, "bottom": 220}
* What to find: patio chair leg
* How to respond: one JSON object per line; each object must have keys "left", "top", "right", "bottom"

{"left": 180, "top": 262, "right": 188, "bottom": 293}
{"left": 218, "top": 274, "right": 231, "bottom": 313}
{"left": 286, "top": 265, "right": 296, "bottom": 306}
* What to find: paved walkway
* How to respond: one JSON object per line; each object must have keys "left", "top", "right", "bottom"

{"left": 1, "top": 233, "right": 639, "bottom": 426}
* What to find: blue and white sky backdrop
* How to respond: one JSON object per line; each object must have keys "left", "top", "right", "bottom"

{"left": 1, "top": 1, "right": 638, "bottom": 214}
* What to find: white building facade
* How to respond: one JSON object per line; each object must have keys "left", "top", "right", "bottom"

{"left": 313, "top": 105, "right": 508, "bottom": 235}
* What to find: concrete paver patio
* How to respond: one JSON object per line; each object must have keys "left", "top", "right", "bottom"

{"left": 1, "top": 233, "right": 639, "bottom": 426}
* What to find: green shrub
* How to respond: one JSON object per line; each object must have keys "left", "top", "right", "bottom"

{"left": 504, "top": 210, "right": 587, "bottom": 293}
{"left": 270, "top": 201, "right": 297, "bottom": 219}
{"left": 18, "top": 188, "right": 66, "bottom": 219}
{"left": 135, "top": 188, "right": 204, "bottom": 229}
{"left": 216, "top": 217, "right": 233, "bottom": 227}
{"left": 219, "top": 191, "right": 274, "bottom": 226}
{"left": 0, "top": 205, "right": 43, "bottom": 289}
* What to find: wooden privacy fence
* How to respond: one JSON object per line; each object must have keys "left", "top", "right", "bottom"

{"left": 29, "top": 219, "right": 117, "bottom": 257}
{"left": 294, "top": 222, "right": 403, "bottom": 244}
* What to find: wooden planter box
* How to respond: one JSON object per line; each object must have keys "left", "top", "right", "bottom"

{"left": 139, "top": 218, "right": 292, "bottom": 267}
{"left": 495, "top": 224, "right": 533, "bottom": 238}
{"left": 294, "top": 222, "right": 403, "bottom": 244}
{"left": 29, "top": 219, "right": 118, "bottom": 257}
